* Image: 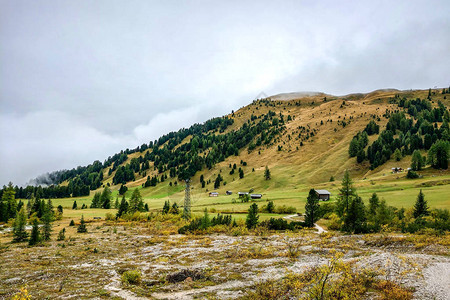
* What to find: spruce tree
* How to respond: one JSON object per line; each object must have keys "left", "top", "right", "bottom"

{"left": 28, "top": 218, "right": 41, "bottom": 246}
{"left": 264, "top": 166, "right": 271, "bottom": 180}
{"left": 246, "top": 203, "right": 259, "bottom": 229}
{"left": 116, "top": 195, "right": 129, "bottom": 218}
{"left": 336, "top": 170, "right": 356, "bottom": 218}
{"left": 69, "top": 219, "right": 75, "bottom": 226}
{"left": 57, "top": 228, "right": 65, "bottom": 241}
{"left": 411, "top": 150, "right": 424, "bottom": 171}
{"left": 101, "top": 187, "right": 112, "bottom": 209}
{"left": 200, "top": 208, "right": 210, "bottom": 229}
{"left": 343, "top": 196, "right": 366, "bottom": 233}
{"left": 129, "top": 188, "right": 144, "bottom": 212}
{"left": 72, "top": 201, "right": 77, "bottom": 210}
{"left": 41, "top": 210, "right": 52, "bottom": 241}
{"left": 2, "top": 182, "right": 17, "bottom": 221}
{"left": 77, "top": 215, "right": 87, "bottom": 233}
{"left": 170, "top": 202, "right": 179, "bottom": 214}
{"left": 368, "top": 193, "right": 379, "bottom": 216}
{"left": 12, "top": 207, "right": 28, "bottom": 242}
{"left": 413, "top": 190, "right": 429, "bottom": 218}
{"left": 162, "top": 200, "right": 170, "bottom": 214}
{"left": 90, "top": 192, "right": 101, "bottom": 208}
{"left": 266, "top": 201, "right": 275, "bottom": 213}
{"left": 304, "top": 189, "right": 320, "bottom": 227}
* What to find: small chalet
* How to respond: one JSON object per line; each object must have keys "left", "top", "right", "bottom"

{"left": 226, "top": 191, "right": 232, "bottom": 195}
{"left": 250, "top": 194, "right": 262, "bottom": 199}
{"left": 238, "top": 192, "right": 249, "bottom": 197}
{"left": 315, "top": 189, "right": 331, "bottom": 201}
{"left": 209, "top": 192, "right": 219, "bottom": 197}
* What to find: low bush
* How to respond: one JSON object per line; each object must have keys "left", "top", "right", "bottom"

{"left": 274, "top": 205, "right": 297, "bottom": 214}
{"left": 121, "top": 269, "right": 141, "bottom": 285}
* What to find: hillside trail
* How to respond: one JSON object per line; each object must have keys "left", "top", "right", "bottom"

{"left": 283, "top": 214, "right": 327, "bottom": 233}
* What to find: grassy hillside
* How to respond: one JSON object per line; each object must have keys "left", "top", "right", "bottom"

{"left": 36, "top": 88, "right": 449, "bottom": 220}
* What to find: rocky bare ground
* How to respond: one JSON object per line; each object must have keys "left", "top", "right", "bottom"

{"left": 0, "top": 222, "right": 449, "bottom": 299}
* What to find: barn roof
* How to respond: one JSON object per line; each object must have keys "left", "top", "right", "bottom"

{"left": 315, "top": 189, "right": 331, "bottom": 195}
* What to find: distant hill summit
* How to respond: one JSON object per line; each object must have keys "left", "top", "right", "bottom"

{"left": 269, "top": 91, "right": 325, "bottom": 100}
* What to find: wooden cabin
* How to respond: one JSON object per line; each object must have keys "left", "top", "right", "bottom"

{"left": 209, "top": 192, "right": 219, "bottom": 197}
{"left": 314, "top": 189, "right": 331, "bottom": 201}
{"left": 226, "top": 191, "right": 232, "bottom": 195}
{"left": 238, "top": 192, "right": 249, "bottom": 198}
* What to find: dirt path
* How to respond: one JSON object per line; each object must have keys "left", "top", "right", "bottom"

{"left": 283, "top": 214, "right": 327, "bottom": 233}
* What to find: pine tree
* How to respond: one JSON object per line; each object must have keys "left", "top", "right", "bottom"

{"left": 57, "top": 228, "right": 65, "bottom": 241}
{"left": 411, "top": 150, "right": 424, "bottom": 171}
{"left": 114, "top": 197, "right": 119, "bottom": 209}
{"left": 41, "top": 210, "right": 52, "bottom": 241}
{"left": 77, "top": 215, "right": 87, "bottom": 233}
{"left": 28, "top": 218, "right": 41, "bottom": 246}
{"left": 266, "top": 201, "right": 275, "bottom": 213}
{"left": 394, "top": 148, "right": 402, "bottom": 161}
{"left": 200, "top": 208, "right": 210, "bottom": 229}
{"left": 117, "top": 195, "right": 129, "bottom": 218}
{"left": 336, "top": 170, "right": 356, "bottom": 218}
{"left": 246, "top": 203, "right": 259, "bottom": 229}
{"left": 304, "top": 189, "right": 320, "bottom": 227}
{"left": 101, "top": 187, "right": 112, "bottom": 209}
{"left": 72, "top": 201, "right": 77, "bottom": 210}
{"left": 69, "top": 219, "right": 75, "bottom": 226}
{"left": 413, "top": 190, "right": 429, "bottom": 218}
{"left": 264, "top": 166, "right": 271, "bottom": 180}
{"left": 90, "top": 192, "right": 101, "bottom": 208}
{"left": 129, "top": 188, "right": 144, "bottom": 212}
{"left": 239, "top": 168, "right": 244, "bottom": 179}
{"left": 2, "top": 182, "right": 17, "bottom": 221}
{"left": 162, "top": 200, "right": 170, "bottom": 214}
{"left": 343, "top": 196, "right": 366, "bottom": 233}
{"left": 12, "top": 207, "right": 28, "bottom": 242}
{"left": 375, "top": 199, "right": 392, "bottom": 226}
{"left": 170, "top": 202, "right": 179, "bottom": 214}
{"left": 368, "top": 193, "right": 379, "bottom": 216}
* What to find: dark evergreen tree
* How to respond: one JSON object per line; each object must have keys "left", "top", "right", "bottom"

{"left": 239, "top": 168, "right": 244, "bottom": 179}
{"left": 90, "top": 192, "right": 101, "bottom": 208}
{"left": 28, "top": 218, "right": 41, "bottom": 246}
{"left": 368, "top": 193, "right": 379, "bottom": 216}
{"left": 246, "top": 203, "right": 259, "bottom": 229}
{"left": 119, "top": 184, "right": 128, "bottom": 195}
{"left": 72, "top": 200, "right": 77, "bottom": 210}
{"left": 304, "top": 189, "right": 320, "bottom": 227}
{"left": 129, "top": 188, "right": 144, "bottom": 212}
{"left": 12, "top": 207, "right": 28, "bottom": 242}
{"left": 117, "top": 195, "right": 129, "bottom": 218}
{"left": 170, "top": 202, "right": 179, "bottom": 214}
{"left": 1, "top": 182, "right": 17, "bottom": 221}
{"left": 101, "top": 187, "right": 112, "bottom": 209}
{"left": 427, "top": 140, "right": 449, "bottom": 169}
{"left": 77, "top": 215, "right": 87, "bottom": 233}
{"left": 162, "top": 200, "right": 170, "bottom": 214}
{"left": 41, "top": 210, "right": 52, "bottom": 241}
{"left": 57, "top": 228, "right": 65, "bottom": 241}
{"left": 264, "top": 166, "right": 271, "bottom": 180}
{"left": 413, "top": 190, "right": 429, "bottom": 218}
{"left": 343, "top": 196, "right": 366, "bottom": 233}
{"left": 69, "top": 219, "right": 75, "bottom": 226}
{"left": 336, "top": 170, "right": 356, "bottom": 218}
{"left": 266, "top": 201, "right": 275, "bottom": 213}
{"left": 411, "top": 150, "right": 424, "bottom": 171}
{"left": 57, "top": 205, "right": 63, "bottom": 214}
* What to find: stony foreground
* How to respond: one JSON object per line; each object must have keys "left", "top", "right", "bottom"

{"left": 0, "top": 221, "right": 449, "bottom": 300}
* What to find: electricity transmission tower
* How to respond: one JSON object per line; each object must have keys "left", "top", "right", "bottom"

{"left": 182, "top": 179, "right": 191, "bottom": 220}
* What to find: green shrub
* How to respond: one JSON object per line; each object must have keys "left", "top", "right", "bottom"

{"left": 406, "top": 170, "right": 419, "bottom": 179}
{"left": 121, "top": 269, "right": 141, "bottom": 285}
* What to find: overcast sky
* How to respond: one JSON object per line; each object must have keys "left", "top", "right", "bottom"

{"left": 1, "top": 0, "right": 449, "bottom": 186}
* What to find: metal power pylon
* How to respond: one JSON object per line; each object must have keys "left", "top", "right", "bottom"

{"left": 182, "top": 179, "right": 191, "bottom": 219}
